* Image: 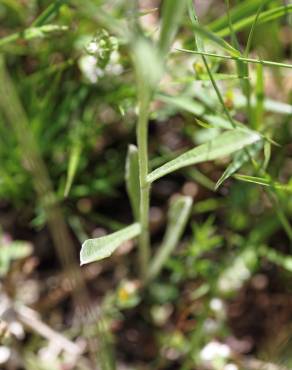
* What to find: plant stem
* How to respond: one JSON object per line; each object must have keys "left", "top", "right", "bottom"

{"left": 137, "top": 90, "right": 151, "bottom": 280}
{"left": 177, "top": 48, "right": 292, "bottom": 69}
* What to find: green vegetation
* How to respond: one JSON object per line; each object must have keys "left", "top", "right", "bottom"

{"left": 0, "top": 1, "right": 292, "bottom": 369}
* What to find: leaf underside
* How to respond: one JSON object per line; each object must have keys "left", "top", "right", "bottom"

{"left": 80, "top": 223, "right": 141, "bottom": 265}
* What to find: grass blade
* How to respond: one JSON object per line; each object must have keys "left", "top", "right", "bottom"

{"left": 189, "top": 21, "right": 240, "bottom": 57}
{"left": 234, "top": 174, "right": 292, "bottom": 192}
{"left": 32, "top": 0, "right": 68, "bottom": 27}
{"left": 64, "top": 143, "right": 81, "bottom": 198}
{"left": 125, "top": 145, "right": 140, "bottom": 221}
{"left": 208, "top": 0, "right": 268, "bottom": 32}
{"left": 217, "top": 4, "right": 292, "bottom": 37}
{"left": 147, "top": 195, "right": 193, "bottom": 282}
{"left": 80, "top": 223, "right": 141, "bottom": 265}
{"left": 216, "top": 141, "right": 263, "bottom": 189}
{"left": 147, "top": 129, "right": 261, "bottom": 183}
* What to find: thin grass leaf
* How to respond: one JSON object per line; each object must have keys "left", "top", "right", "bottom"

{"left": 147, "top": 129, "right": 261, "bottom": 183}
{"left": 32, "top": 0, "right": 68, "bottom": 27}
{"left": 188, "top": 2, "right": 238, "bottom": 130}
{"left": 125, "top": 145, "right": 140, "bottom": 221}
{"left": 217, "top": 5, "right": 292, "bottom": 37}
{"left": 234, "top": 174, "right": 292, "bottom": 193}
{"left": 244, "top": 1, "right": 266, "bottom": 57}
{"left": 64, "top": 143, "right": 81, "bottom": 198}
{"left": 147, "top": 195, "right": 193, "bottom": 281}
{"left": 208, "top": 0, "right": 268, "bottom": 32}
{"left": 158, "top": 0, "right": 188, "bottom": 56}
{"left": 216, "top": 141, "right": 263, "bottom": 189}
{"left": 263, "top": 141, "right": 271, "bottom": 170}
{"left": 189, "top": 22, "right": 241, "bottom": 57}
{"left": 225, "top": 0, "right": 251, "bottom": 121}
{"left": 80, "top": 223, "right": 141, "bottom": 265}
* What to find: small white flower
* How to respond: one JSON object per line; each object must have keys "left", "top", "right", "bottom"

{"left": 78, "top": 55, "right": 104, "bottom": 83}
{"left": 0, "top": 346, "right": 10, "bottom": 364}
{"left": 200, "top": 341, "right": 231, "bottom": 362}
{"left": 210, "top": 298, "right": 224, "bottom": 312}
{"left": 86, "top": 40, "right": 100, "bottom": 55}
{"left": 224, "top": 363, "right": 238, "bottom": 370}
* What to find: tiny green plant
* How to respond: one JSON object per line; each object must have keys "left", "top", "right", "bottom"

{"left": 80, "top": 0, "right": 264, "bottom": 283}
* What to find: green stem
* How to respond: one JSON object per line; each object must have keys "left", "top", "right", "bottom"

{"left": 137, "top": 92, "right": 151, "bottom": 280}
{"left": 178, "top": 48, "right": 292, "bottom": 69}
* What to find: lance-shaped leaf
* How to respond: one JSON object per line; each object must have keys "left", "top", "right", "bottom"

{"left": 80, "top": 223, "right": 141, "bottom": 265}
{"left": 208, "top": 0, "right": 266, "bottom": 32}
{"left": 233, "top": 174, "right": 292, "bottom": 193}
{"left": 215, "top": 141, "right": 263, "bottom": 189}
{"left": 125, "top": 145, "right": 140, "bottom": 220}
{"left": 147, "top": 195, "right": 193, "bottom": 281}
{"left": 216, "top": 4, "right": 292, "bottom": 38}
{"left": 64, "top": 142, "right": 81, "bottom": 197}
{"left": 147, "top": 129, "right": 261, "bottom": 183}
{"left": 189, "top": 22, "right": 240, "bottom": 57}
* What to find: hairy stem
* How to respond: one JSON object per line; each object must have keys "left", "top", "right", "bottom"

{"left": 137, "top": 91, "right": 151, "bottom": 280}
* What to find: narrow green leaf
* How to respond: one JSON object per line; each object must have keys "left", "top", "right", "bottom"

{"left": 80, "top": 223, "right": 141, "bottom": 265}
{"left": 217, "top": 5, "right": 292, "bottom": 38}
{"left": 216, "top": 141, "right": 262, "bottom": 189}
{"left": 32, "top": 0, "right": 68, "bottom": 27}
{"left": 147, "top": 129, "right": 261, "bottom": 183}
{"left": 208, "top": 0, "right": 267, "bottom": 32}
{"left": 125, "top": 145, "right": 140, "bottom": 221}
{"left": 225, "top": 0, "right": 251, "bottom": 121}
{"left": 147, "top": 195, "right": 193, "bottom": 281}
{"left": 190, "top": 22, "right": 241, "bottom": 57}
{"left": 234, "top": 174, "right": 292, "bottom": 192}
{"left": 158, "top": 0, "right": 188, "bottom": 56}
{"left": 64, "top": 143, "right": 81, "bottom": 197}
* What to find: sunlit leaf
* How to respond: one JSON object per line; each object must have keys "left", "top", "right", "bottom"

{"left": 147, "top": 195, "right": 193, "bottom": 281}
{"left": 189, "top": 22, "right": 241, "bottom": 57}
{"left": 215, "top": 141, "right": 262, "bottom": 189}
{"left": 147, "top": 129, "right": 261, "bottom": 183}
{"left": 64, "top": 143, "right": 81, "bottom": 197}
{"left": 80, "top": 223, "right": 141, "bottom": 265}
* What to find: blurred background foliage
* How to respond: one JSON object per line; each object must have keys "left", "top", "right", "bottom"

{"left": 0, "top": 0, "right": 292, "bottom": 369}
